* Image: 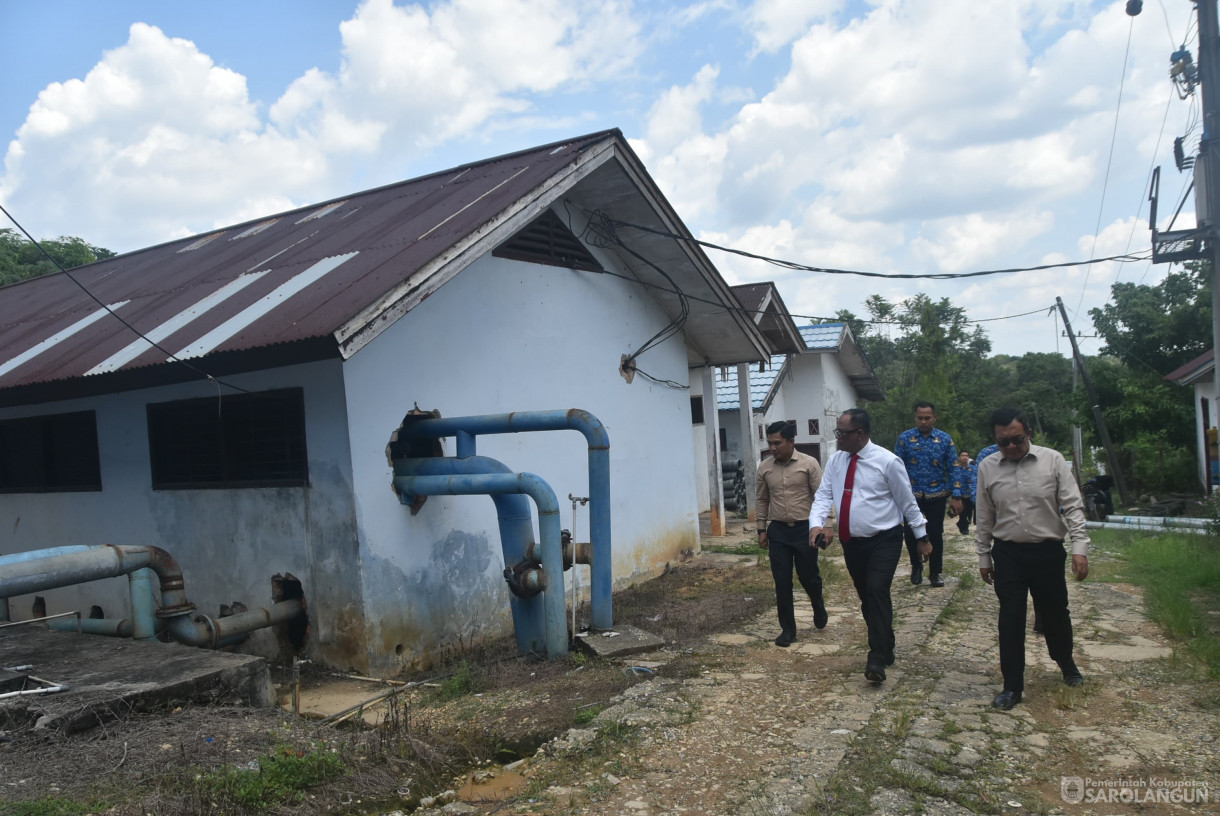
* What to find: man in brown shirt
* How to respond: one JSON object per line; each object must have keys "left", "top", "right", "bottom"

{"left": 757, "top": 420, "right": 828, "bottom": 646}
{"left": 976, "top": 407, "right": 1089, "bottom": 710}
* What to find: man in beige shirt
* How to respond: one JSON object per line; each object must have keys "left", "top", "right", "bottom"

{"left": 975, "top": 407, "right": 1089, "bottom": 710}
{"left": 757, "top": 420, "right": 828, "bottom": 646}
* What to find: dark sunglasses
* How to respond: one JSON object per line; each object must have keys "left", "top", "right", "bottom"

{"left": 997, "top": 435, "right": 1027, "bottom": 448}
{"left": 833, "top": 428, "right": 862, "bottom": 439}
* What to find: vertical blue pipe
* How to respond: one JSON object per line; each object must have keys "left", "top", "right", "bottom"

{"left": 402, "top": 409, "right": 613, "bottom": 629}
{"left": 393, "top": 472, "right": 567, "bottom": 658}
{"left": 456, "top": 430, "right": 477, "bottom": 459}
{"left": 128, "top": 568, "right": 158, "bottom": 641}
{"left": 393, "top": 455, "right": 546, "bottom": 654}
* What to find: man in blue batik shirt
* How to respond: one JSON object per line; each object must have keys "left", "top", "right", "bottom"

{"left": 977, "top": 443, "right": 1000, "bottom": 464}
{"left": 895, "top": 401, "right": 958, "bottom": 587}
{"left": 951, "top": 450, "right": 978, "bottom": 535}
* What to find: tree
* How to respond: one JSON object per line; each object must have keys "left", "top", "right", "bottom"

{"left": 1084, "top": 262, "right": 1212, "bottom": 493}
{"left": 0, "top": 229, "right": 115, "bottom": 286}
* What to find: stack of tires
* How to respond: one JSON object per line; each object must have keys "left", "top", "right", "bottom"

{"left": 722, "top": 460, "right": 747, "bottom": 512}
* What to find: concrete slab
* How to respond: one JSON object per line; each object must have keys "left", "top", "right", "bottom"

{"left": 575, "top": 624, "right": 665, "bottom": 659}
{"left": 0, "top": 627, "right": 272, "bottom": 734}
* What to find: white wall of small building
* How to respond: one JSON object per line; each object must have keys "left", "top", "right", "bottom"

{"left": 0, "top": 360, "right": 363, "bottom": 665}
{"left": 342, "top": 249, "right": 701, "bottom": 673}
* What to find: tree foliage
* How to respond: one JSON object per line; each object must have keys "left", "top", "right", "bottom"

{"left": 835, "top": 272, "right": 1209, "bottom": 496}
{"left": 0, "top": 228, "right": 115, "bottom": 286}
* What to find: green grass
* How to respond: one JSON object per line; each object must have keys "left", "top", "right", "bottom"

{"left": 701, "top": 539, "right": 761, "bottom": 555}
{"left": 191, "top": 745, "right": 346, "bottom": 810}
{"left": 1088, "top": 529, "right": 1220, "bottom": 677}
{"left": 434, "top": 659, "right": 485, "bottom": 701}
{"left": 1, "top": 796, "right": 105, "bottom": 816}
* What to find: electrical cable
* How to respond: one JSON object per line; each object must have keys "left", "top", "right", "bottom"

{"left": 596, "top": 214, "right": 1148, "bottom": 280}
{"left": 0, "top": 202, "right": 250, "bottom": 394}
{"left": 1073, "top": 12, "right": 1137, "bottom": 319}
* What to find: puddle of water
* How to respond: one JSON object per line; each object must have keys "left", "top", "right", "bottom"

{"left": 458, "top": 768, "right": 530, "bottom": 802}
{"left": 281, "top": 679, "right": 393, "bottom": 725}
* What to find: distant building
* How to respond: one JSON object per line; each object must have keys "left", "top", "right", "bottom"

{"left": 1164, "top": 348, "right": 1217, "bottom": 491}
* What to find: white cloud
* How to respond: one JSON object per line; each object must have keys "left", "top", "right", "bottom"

{"left": 1, "top": 0, "right": 645, "bottom": 252}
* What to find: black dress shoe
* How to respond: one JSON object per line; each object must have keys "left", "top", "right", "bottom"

{"left": 910, "top": 564, "right": 923, "bottom": 585}
{"left": 864, "top": 663, "right": 886, "bottom": 683}
{"left": 992, "top": 689, "right": 1022, "bottom": 710}
{"left": 929, "top": 573, "right": 945, "bottom": 587}
{"left": 813, "top": 604, "right": 828, "bottom": 629}
{"left": 775, "top": 630, "right": 795, "bottom": 647}
{"left": 1064, "top": 673, "right": 1084, "bottom": 687}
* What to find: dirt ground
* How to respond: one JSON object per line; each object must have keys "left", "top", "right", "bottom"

{"left": 2, "top": 526, "right": 1219, "bottom": 816}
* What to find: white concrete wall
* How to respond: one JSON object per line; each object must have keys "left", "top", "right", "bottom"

{"left": 342, "top": 249, "right": 700, "bottom": 672}
{"left": 691, "top": 375, "right": 710, "bottom": 513}
{"left": 761, "top": 357, "right": 829, "bottom": 463}
{"left": 0, "top": 360, "right": 362, "bottom": 665}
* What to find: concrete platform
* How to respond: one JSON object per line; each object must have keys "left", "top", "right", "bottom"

{"left": 0, "top": 626, "right": 272, "bottom": 733}
{"left": 575, "top": 623, "right": 665, "bottom": 659}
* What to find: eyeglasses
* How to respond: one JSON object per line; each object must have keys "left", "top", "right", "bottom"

{"left": 833, "top": 428, "right": 862, "bottom": 439}
{"left": 996, "top": 435, "right": 1027, "bottom": 448}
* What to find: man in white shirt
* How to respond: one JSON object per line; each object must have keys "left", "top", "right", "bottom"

{"left": 809, "top": 409, "right": 931, "bottom": 683}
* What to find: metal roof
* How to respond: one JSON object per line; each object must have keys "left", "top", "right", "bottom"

{"left": 716, "top": 321, "right": 886, "bottom": 409}
{"left": 0, "top": 129, "right": 772, "bottom": 407}
{"left": 799, "top": 323, "right": 845, "bottom": 350}
{"left": 715, "top": 355, "right": 787, "bottom": 411}
{"left": 1165, "top": 348, "right": 1214, "bottom": 386}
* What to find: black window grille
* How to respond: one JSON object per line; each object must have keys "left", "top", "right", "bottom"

{"left": 147, "top": 389, "right": 308, "bottom": 489}
{"left": 492, "top": 210, "right": 604, "bottom": 272}
{"left": 0, "top": 411, "right": 102, "bottom": 493}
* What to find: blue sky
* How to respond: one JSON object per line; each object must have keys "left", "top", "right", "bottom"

{"left": 0, "top": 0, "right": 1201, "bottom": 358}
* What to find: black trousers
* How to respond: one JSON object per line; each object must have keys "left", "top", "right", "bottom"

{"left": 991, "top": 539, "right": 1076, "bottom": 693}
{"left": 768, "top": 520, "right": 823, "bottom": 633}
{"left": 957, "top": 497, "right": 976, "bottom": 534}
{"left": 903, "top": 494, "right": 947, "bottom": 574}
{"left": 841, "top": 525, "right": 903, "bottom": 664}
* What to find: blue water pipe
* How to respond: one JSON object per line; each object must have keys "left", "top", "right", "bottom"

{"left": 0, "top": 545, "right": 158, "bottom": 637}
{"left": 401, "top": 409, "right": 613, "bottom": 630}
{"left": 393, "top": 454, "right": 547, "bottom": 655}
{"left": 393, "top": 470, "right": 567, "bottom": 659}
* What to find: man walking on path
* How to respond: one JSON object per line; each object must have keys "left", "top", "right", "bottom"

{"left": 951, "top": 450, "right": 977, "bottom": 535}
{"left": 756, "top": 420, "right": 828, "bottom": 647}
{"left": 896, "top": 402, "right": 957, "bottom": 587}
{"left": 975, "top": 408, "right": 1089, "bottom": 710}
{"left": 810, "top": 409, "right": 930, "bottom": 683}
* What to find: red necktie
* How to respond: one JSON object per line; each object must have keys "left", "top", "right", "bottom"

{"left": 840, "top": 453, "right": 858, "bottom": 543}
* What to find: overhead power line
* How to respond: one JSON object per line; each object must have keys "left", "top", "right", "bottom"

{"left": 596, "top": 213, "right": 1150, "bottom": 280}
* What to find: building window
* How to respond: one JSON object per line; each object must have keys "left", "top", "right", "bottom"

{"left": 808, "top": 419, "right": 820, "bottom": 436}
{"left": 758, "top": 424, "right": 765, "bottom": 440}
{"left": 690, "top": 396, "right": 704, "bottom": 425}
{"left": 0, "top": 411, "right": 101, "bottom": 493}
{"left": 719, "top": 427, "right": 728, "bottom": 451}
{"left": 147, "top": 389, "right": 308, "bottom": 489}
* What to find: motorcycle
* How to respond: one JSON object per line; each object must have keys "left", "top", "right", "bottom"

{"left": 1082, "top": 475, "right": 1114, "bottom": 521}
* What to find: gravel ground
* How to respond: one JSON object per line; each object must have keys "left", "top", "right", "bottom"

{"left": 3, "top": 528, "right": 1217, "bottom": 816}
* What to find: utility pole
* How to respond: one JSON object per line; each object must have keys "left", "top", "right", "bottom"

{"left": 1197, "top": 0, "right": 1220, "bottom": 493}
{"left": 1056, "top": 297, "right": 1133, "bottom": 506}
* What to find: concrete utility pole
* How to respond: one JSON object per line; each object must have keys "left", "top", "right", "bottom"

{"left": 1056, "top": 298, "right": 1133, "bottom": 506}
{"left": 1197, "top": 0, "right": 1220, "bottom": 452}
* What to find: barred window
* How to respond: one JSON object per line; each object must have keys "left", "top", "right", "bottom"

{"left": 0, "top": 411, "right": 101, "bottom": 493}
{"left": 147, "top": 389, "right": 308, "bottom": 489}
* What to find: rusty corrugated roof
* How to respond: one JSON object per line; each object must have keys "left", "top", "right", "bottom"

{"left": 0, "top": 130, "right": 622, "bottom": 403}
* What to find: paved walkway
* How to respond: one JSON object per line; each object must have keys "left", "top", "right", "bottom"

{"left": 424, "top": 530, "right": 1220, "bottom": 815}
